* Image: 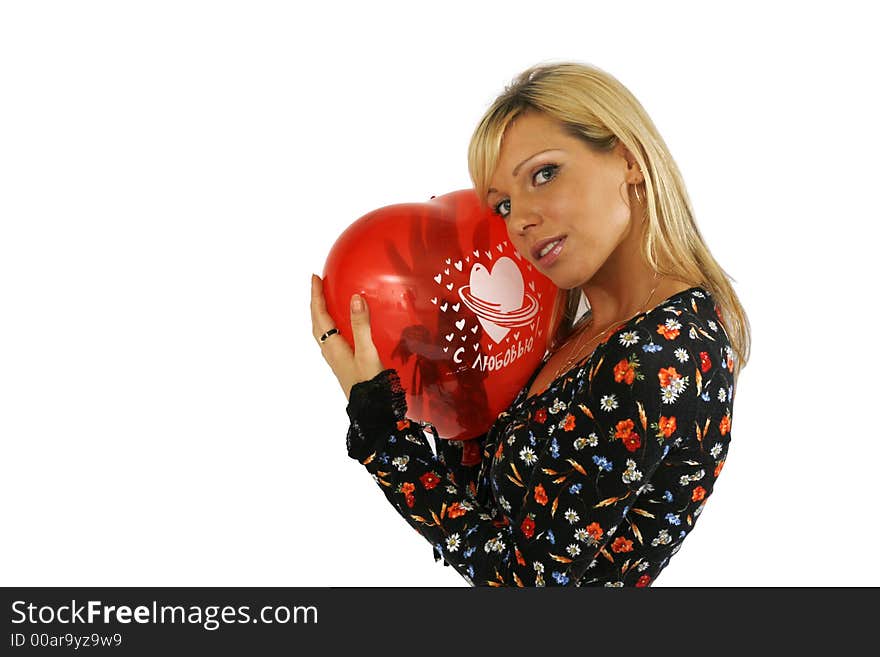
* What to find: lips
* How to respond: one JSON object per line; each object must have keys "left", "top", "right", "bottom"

{"left": 531, "top": 235, "right": 566, "bottom": 260}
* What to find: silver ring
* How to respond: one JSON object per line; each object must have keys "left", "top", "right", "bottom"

{"left": 319, "top": 328, "right": 339, "bottom": 345}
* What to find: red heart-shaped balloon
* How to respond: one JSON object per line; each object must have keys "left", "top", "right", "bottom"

{"left": 323, "top": 189, "right": 561, "bottom": 463}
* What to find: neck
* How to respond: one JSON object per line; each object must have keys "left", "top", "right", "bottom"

{"left": 578, "top": 210, "right": 665, "bottom": 327}
{"left": 581, "top": 264, "right": 661, "bottom": 330}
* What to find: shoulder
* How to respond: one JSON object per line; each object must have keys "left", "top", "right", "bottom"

{"left": 589, "top": 287, "right": 732, "bottom": 405}
{"left": 601, "top": 286, "right": 727, "bottom": 361}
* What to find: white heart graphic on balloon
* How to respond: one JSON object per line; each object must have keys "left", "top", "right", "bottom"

{"left": 468, "top": 257, "right": 524, "bottom": 343}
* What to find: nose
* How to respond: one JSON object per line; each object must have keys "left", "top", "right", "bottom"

{"left": 509, "top": 197, "right": 543, "bottom": 237}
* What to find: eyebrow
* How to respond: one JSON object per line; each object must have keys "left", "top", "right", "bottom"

{"left": 487, "top": 149, "right": 562, "bottom": 196}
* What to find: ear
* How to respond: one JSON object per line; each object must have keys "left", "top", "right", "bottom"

{"left": 615, "top": 141, "right": 644, "bottom": 185}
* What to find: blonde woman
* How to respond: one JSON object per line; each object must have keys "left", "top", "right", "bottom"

{"left": 311, "top": 61, "right": 749, "bottom": 586}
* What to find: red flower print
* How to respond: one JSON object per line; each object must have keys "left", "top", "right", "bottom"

{"left": 657, "top": 324, "right": 680, "bottom": 340}
{"left": 614, "top": 419, "right": 640, "bottom": 451}
{"left": 614, "top": 359, "right": 635, "bottom": 385}
{"left": 615, "top": 419, "right": 635, "bottom": 439}
{"left": 699, "top": 351, "right": 712, "bottom": 373}
{"left": 447, "top": 502, "right": 467, "bottom": 519}
{"left": 719, "top": 414, "right": 731, "bottom": 436}
{"left": 586, "top": 522, "right": 604, "bottom": 541}
{"left": 611, "top": 537, "right": 634, "bottom": 553}
{"left": 400, "top": 481, "right": 415, "bottom": 508}
{"left": 534, "top": 483, "right": 548, "bottom": 506}
{"left": 659, "top": 415, "right": 677, "bottom": 438}
{"left": 521, "top": 515, "right": 536, "bottom": 539}
{"left": 714, "top": 460, "right": 725, "bottom": 478}
{"left": 692, "top": 486, "right": 706, "bottom": 502}
{"left": 396, "top": 419, "right": 410, "bottom": 430}
{"left": 622, "top": 432, "right": 641, "bottom": 452}
{"left": 727, "top": 355, "right": 735, "bottom": 372}
{"left": 658, "top": 366, "right": 680, "bottom": 388}
{"left": 515, "top": 546, "right": 526, "bottom": 566}
{"left": 636, "top": 575, "right": 651, "bottom": 587}
{"left": 563, "top": 413, "right": 576, "bottom": 431}
{"left": 419, "top": 472, "right": 441, "bottom": 490}
{"left": 534, "top": 408, "right": 547, "bottom": 424}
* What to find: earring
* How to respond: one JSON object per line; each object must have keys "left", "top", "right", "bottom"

{"left": 633, "top": 183, "right": 643, "bottom": 204}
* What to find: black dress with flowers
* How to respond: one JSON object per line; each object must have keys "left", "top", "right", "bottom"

{"left": 344, "top": 286, "right": 736, "bottom": 586}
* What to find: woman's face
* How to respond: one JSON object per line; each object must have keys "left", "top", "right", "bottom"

{"left": 486, "top": 111, "right": 640, "bottom": 290}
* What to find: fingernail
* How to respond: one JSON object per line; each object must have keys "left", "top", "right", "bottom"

{"left": 351, "top": 295, "right": 363, "bottom": 312}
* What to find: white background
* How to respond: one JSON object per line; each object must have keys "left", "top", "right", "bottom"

{"left": 2, "top": 1, "right": 877, "bottom": 587}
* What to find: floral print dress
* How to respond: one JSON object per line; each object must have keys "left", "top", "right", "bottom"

{"left": 344, "top": 286, "right": 736, "bottom": 586}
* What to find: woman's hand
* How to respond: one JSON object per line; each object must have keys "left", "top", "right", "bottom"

{"left": 310, "top": 274, "right": 385, "bottom": 401}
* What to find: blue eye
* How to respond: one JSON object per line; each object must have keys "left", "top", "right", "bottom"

{"left": 492, "top": 164, "right": 558, "bottom": 219}
{"left": 533, "top": 164, "right": 558, "bottom": 185}
{"left": 493, "top": 199, "right": 510, "bottom": 218}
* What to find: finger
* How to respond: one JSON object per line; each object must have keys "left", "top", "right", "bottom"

{"left": 350, "top": 293, "right": 381, "bottom": 365}
{"left": 310, "top": 274, "right": 328, "bottom": 315}
{"left": 320, "top": 326, "right": 353, "bottom": 364}
{"left": 310, "top": 274, "right": 336, "bottom": 343}
{"left": 311, "top": 275, "right": 351, "bottom": 363}
{"left": 349, "top": 293, "right": 372, "bottom": 343}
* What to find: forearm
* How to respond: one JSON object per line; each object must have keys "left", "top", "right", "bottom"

{"left": 345, "top": 370, "right": 525, "bottom": 585}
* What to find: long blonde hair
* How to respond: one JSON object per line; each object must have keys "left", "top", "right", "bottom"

{"left": 467, "top": 61, "right": 750, "bottom": 382}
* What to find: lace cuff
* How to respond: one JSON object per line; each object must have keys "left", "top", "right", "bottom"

{"left": 345, "top": 368, "right": 408, "bottom": 460}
